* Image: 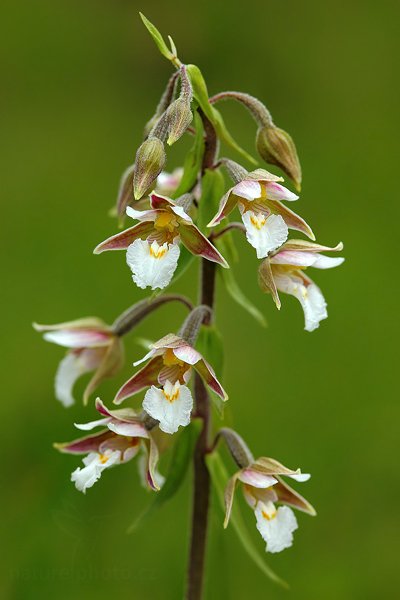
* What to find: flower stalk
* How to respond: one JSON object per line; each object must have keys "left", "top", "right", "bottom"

{"left": 186, "top": 257, "right": 216, "bottom": 600}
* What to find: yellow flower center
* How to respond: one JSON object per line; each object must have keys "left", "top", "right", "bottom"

{"left": 154, "top": 212, "right": 179, "bottom": 232}
{"left": 98, "top": 453, "right": 109, "bottom": 464}
{"left": 163, "top": 385, "right": 180, "bottom": 403}
{"left": 250, "top": 213, "right": 267, "bottom": 229}
{"left": 261, "top": 508, "right": 277, "bottom": 521}
{"left": 149, "top": 243, "right": 168, "bottom": 259}
{"left": 163, "top": 348, "right": 184, "bottom": 367}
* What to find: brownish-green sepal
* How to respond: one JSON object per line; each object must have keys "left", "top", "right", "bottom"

{"left": 83, "top": 337, "right": 124, "bottom": 405}
{"left": 93, "top": 221, "right": 155, "bottom": 253}
{"left": 279, "top": 239, "right": 344, "bottom": 253}
{"left": 267, "top": 200, "right": 315, "bottom": 240}
{"left": 258, "top": 259, "right": 280, "bottom": 309}
{"left": 116, "top": 164, "right": 135, "bottom": 222}
{"left": 114, "top": 355, "right": 164, "bottom": 404}
{"left": 274, "top": 477, "right": 316, "bottom": 516}
{"left": 54, "top": 430, "right": 112, "bottom": 454}
{"left": 33, "top": 316, "right": 109, "bottom": 333}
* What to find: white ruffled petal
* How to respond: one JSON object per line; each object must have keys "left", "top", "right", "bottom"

{"left": 70, "top": 450, "right": 121, "bottom": 493}
{"left": 126, "top": 239, "right": 180, "bottom": 290}
{"left": 242, "top": 211, "right": 288, "bottom": 258}
{"left": 274, "top": 274, "right": 328, "bottom": 332}
{"left": 143, "top": 381, "right": 193, "bottom": 435}
{"left": 255, "top": 502, "right": 298, "bottom": 553}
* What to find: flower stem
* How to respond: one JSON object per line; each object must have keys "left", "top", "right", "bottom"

{"left": 112, "top": 294, "right": 193, "bottom": 337}
{"left": 186, "top": 259, "right": 216, "bottom": 600}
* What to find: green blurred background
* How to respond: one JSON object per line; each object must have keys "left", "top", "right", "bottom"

{"left": 1, "top": 0, "right": 398, "bottom": 598}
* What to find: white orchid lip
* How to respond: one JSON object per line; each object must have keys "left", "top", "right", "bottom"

{"left": 241, "top": 211, "right": 288, "bottom": 258}
{"left": 255, "top": 501, "right": 298, "bottom": 553}
{"left": 126, "top": 239, "right": 180, "bottom": 290}
{"left": 71, "top": 449, "right": 121, "bottom": 493}
{"left": 143, "top": 380, "right": 193, "bottom": 435}
{"left": 274, "top": 272, "right": 328, "bottom": 332}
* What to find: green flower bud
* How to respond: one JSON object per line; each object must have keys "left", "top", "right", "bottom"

{"left": 133, "top": 137, "right": 166, "bottom": 200}
{"left": 256, "top": 126, "right": 302, "bottom": 192}
{"left": 166, "top": 98, "right": 193, "bottom": 146}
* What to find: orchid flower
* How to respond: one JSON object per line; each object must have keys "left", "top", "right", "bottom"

{"left": 34, "top": 318, "right": 123, "bottom": 406}
{"left": 115, "top": 333, "right": 227, "bottom": 403}
{"left": 224, "top": 456, "right": 315, "bottom": 553}
{"left": 258, "top": 239, "right": 344, "bottom": 332}
{"left": 95, "top": 192, "right": 228, "bottom": 291}
{"left": 114, "top": 333, "right": 227, "bottom": 434}
{"left": 208, "top": 168, "right": 315, "bottom": 258}
{"left": 54, "top": 398, "right": 161, "bottom": 493}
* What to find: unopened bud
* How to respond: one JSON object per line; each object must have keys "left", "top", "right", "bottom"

{"left": 179, "top": 305, "right": 212, "bottom": 346}
{"left": 218, "top": 428, "right": 254, "bottom": 468}
{"left": 166, "top": 98, "right": 193, "bottom": 146}
{"left": 256, "top": 126, "right": 302, "bottom": 192}
{"left": 133, "top": 137, "right": 166, "bottom": 200}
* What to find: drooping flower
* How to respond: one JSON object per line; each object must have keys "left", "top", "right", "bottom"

{"left": 54, "top": 398, "right": 161, "bottom": 493}
{"left": 224, "top": 456, "right": 315, "bottom": 554}
{"left": 34, "top": 318, "right": 123, "bottom": 406}
{"left": 114, "top": 333, "right": 227, "bottom": 404}
{"left": 258, "top": 239, "right": 344, "bottom": 332}
{"left": 95, "top": 193, "right": 228, "bottom": 290}
{"left": 208, "top": 168, "right": 314, "bottom": 258}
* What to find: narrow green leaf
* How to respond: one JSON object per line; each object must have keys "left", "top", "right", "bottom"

{"left": 219, "top": 266, "right": 267, "bottom": 327}
{"left": 140, "top": 13, "right": 174, "bottom": 61}
{"left": 127, "top": 420, "right": 201, "bottom": 534}
{"left": 172, "top": 110, "right": 204, "bottom": 198}
{"left": 206, "top": 451, "right": 289, "bottom": 589}
{"left": 186, "top": 64, "right": 257, "bottom": 166}
{"left": 197, "top": 168, "right": 226, "bottom": 232}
